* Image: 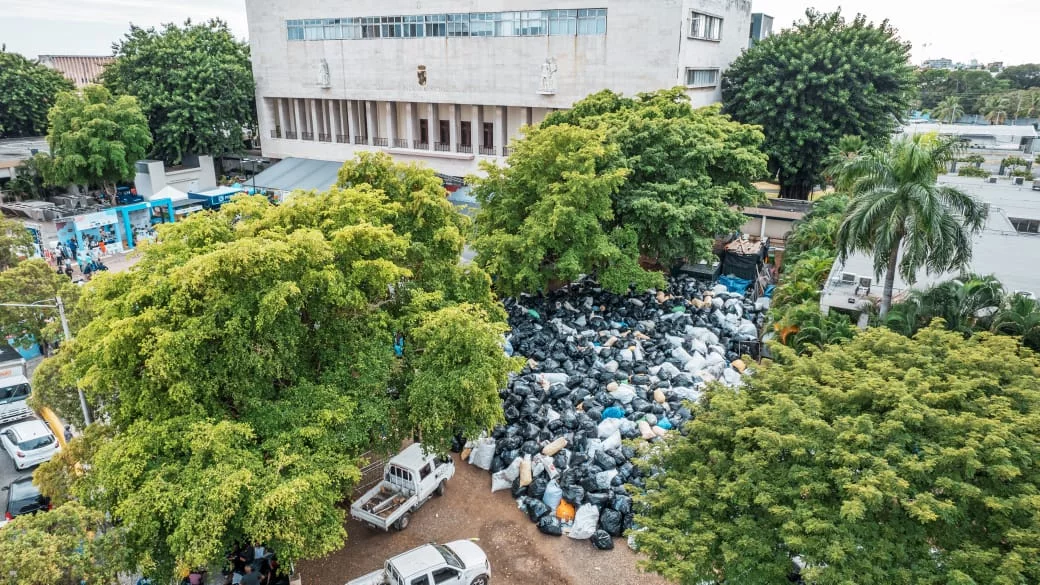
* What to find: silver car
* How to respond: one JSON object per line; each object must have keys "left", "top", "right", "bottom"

{"left": 1, "top": 420, "right": 60, "bottom": 470}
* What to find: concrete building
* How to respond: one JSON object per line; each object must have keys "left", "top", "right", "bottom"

{"left": 37, "top": 55, "right": 114, "bottom": 88}
{"left": 900, "top": 123, "right": 1038, "bottom": 153}
{"left": 748, "top": 12, "right": 772, "bottom": 47}
{"left": 821, "top": 175, "right": 1040, "bottom": 319}
{"left": 245, "top": 0, "right": 754, "bottom": 177}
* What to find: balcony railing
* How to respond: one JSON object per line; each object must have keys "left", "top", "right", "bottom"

{"left": 392, "top": 138, "right": 408, "bottom": 148}
{"left": 270, "top": 129, "right": 282, "bottom": 139}
{"left": 285, "top": 131, "right": 298, "bottom": 140}
{"left": 355, "top": 136, "right": 368, "bottom": 144}
{"left": 457, "top": 144, "right": 472, "bottom": 153}
{"left": 434, "top": 142, "right": 451, "bottom": 152}
{"left": 336, "top": 134, "right": 349, "bottom": 144}
{"left": 502, "top": 147, "right": 512, "bottom": 156}
{"left": 478, "top": 146, "right": 496, "bottom": 156}
{"left": 301, "top": 132, "right": 314, "bottom": 141}
{"left": 413, "top": 141, "right": 429, "bottom": 150}
{"left": 373, "top": 137, "right": 389, "bottom": 147}
{"left": 318, "top": 133, "right": 331, "bottom": 142}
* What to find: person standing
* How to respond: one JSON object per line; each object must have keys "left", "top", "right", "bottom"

{"left": 240, "top": 566, "right": 261, "bottom": 585}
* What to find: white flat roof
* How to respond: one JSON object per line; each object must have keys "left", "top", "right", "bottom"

{"left": 901, "top": 123, "right": 1037, "bottom": 139}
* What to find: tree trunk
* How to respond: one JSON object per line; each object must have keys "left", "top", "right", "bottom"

{"left": 779, "top": 182, "right": 813, "bottom": 201}
{"left": 879, "top": 246, "right": 900, "bottom": 318}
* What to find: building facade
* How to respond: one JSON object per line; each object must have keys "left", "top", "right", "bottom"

{"left": 37, "top": 55, "right": 114, "bottom": 88}
{"left": 245, "top": 0, "right": 753, "bottom": 177}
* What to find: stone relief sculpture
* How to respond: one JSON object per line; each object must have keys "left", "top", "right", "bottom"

{"left": 318, "top": 58, "right": 331, "bottom": 88}
{"left": 539, "top": 57, "right": 558, "bottom": 94}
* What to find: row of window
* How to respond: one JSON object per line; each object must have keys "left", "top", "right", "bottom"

{"left": 1010, "top": 217, "right": 1040, "bottom": 234}
{"left": 690, "top": 11, "right": 723, "bottom": 41}
{"left": 685, "top": 68, "right": 720, "bottom": 88}
{"left": 287, "top": 9, "right": 607, "bottom": 41}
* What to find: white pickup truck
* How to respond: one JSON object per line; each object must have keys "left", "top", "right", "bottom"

{"left": 350, "top": 443, "right": 455, "bottom": 531}
{"left": 0, "top": 345, "right": 31, "bottom": 426}
{"left": 345, "top": 540, "right": 490, "bottom": 585}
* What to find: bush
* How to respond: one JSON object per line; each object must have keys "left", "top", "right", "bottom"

{"left": 957, "top": 166, "right": 990, "bottom": 178}
{"left": 1010, "top": 169, "right": 1035, "bottom": 180}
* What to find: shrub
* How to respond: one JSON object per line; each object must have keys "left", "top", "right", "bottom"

{"left": 957, "top": 166, "right": 990, "bottom": 178}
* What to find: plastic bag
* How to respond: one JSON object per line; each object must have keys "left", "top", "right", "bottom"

{"left": 568, "top": 504, "right": 600, "bottom": 539}
{"left": 542, "top": 437, "right": 567, "bottom": 456}
{"left": 595, "top": 469, "right": 619, "bottom": 491}
{"left": 597, "top": 417, "right": 623, "bottom": 439}
{"left": 526, "top": 498, "right": 551, "bottom": 522}
{"left": 527, "top": 475, "right": 548, "bottom": 499}
{"left": 601, "top": 406, "right": 625, "bottom": 419}
{"left": 600, "top": 430, "right": 622, "bottom": 451}
{"left": 491, "top": 457, "right": 521, "bottom": 492}
{"left": 562, "top": 484, "right": 585, "bottom": 505}
{"left": 600, "top": 508, "right": 623, "bottom": 536}
{"left": 519, "top": 454, "right": 533, "bottom": 487}
{"left": 537, "top": 515, "right": 563, "bottom": 536}
{"left": 542, "top": 480, "right": 563, "bottom": 510}
{"left": 591, "top": 530, "right": 614, "bottom": 550}
{"left": 468, "top": 437, "right": 496, "bottom": 470}
{"left": 638, "top": 420, "right": 655, "bottom": 440}
{"left": 556, "top": 500, "right": 576, "bottom": 522}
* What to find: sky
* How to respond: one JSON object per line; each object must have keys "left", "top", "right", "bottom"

{"left": 0, "top": 0, "right": 1036, "bottom": 65}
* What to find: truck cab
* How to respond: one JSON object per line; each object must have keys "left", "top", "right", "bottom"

{"left": 0, "top": 346, "right": 31, "bottom": 426}
{"left": 350, "top": 443, "right": 454, "bottom": 531}
{"left": 347, "top": 540, "right": 490, "bottom": 585}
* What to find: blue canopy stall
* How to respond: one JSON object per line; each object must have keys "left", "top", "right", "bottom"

{"left": 188, "top": 186, "right": 244, "bottom": 210}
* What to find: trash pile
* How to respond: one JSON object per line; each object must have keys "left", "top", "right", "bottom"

{"left": 464, "top": 276, "right": 766, "bottom": 549}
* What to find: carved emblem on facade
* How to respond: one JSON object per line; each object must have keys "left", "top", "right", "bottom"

{"left": 538, "top": 57, "right": 558, "bottom": 95}
{"left": 417, "top": 65, "right": 427, "bottom": 87}
{"left": 317, "top": 58, "right": 331, "bottom": 88}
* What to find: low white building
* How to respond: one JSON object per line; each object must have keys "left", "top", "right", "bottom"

{"left": 245, "top": 0, "right": 754, "bottom": 178}
{"left": 901, "top": 123, "right": 1038, "bottom": 153}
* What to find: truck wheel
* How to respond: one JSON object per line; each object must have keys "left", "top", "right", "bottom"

{"left": 470, "top": 576, "right": 489, "bottom": 585}
{"left": 394, "top": 513, "right": 411, "bottom": 531}
{"left": 435, "top": 481, "right": 446, "bottom": 497}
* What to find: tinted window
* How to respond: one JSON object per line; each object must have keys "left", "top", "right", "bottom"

{"left": 9, "top": 480, "right": 38, "bottom": 500}
{"left": 434, "top": 544, "right": 463, "bottom": 569}
{"left": 0, "top": 383, "right": 30, "bottom": 404}
{"left": 432, "top": 567, "right": 459, "bottom": 583}
{"left": 19, "top": 433, "right": 55, "bottom": 451}
{"left": 411, "top": 576, "right": 429, "bottom": 585}
{"left": 419, "top": 462, "right": 432, "bottom": 479}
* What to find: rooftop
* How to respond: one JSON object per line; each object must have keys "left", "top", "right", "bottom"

{"left": 901, "top": 123, "right": 1038, "bottom": 139}
{"left": 0, "top": 137, "right": 49, "bottom": 165}
{"left": 37, "top": 55, "right": 114, "bottom": 88}
{"left": 388, "top": 544, "right": 444, "bottom": 578}
{"left": 251, "top": 157, "right": 343, "bottom": 193}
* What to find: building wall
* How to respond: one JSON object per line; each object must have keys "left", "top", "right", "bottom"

{"left": 246, "top": 0, "right": 752, "bottom": 175}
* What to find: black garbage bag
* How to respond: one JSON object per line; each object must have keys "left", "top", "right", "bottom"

{"left": 511, "top": 478, "right": 526, "bottom": 498}
{"left": 537, "top": 515, "right": 563, "bottom": 536}
{"left": 612, "top": 494, "right": 632, "bottom": 515}
{"left": 504, "top": 405, "right": 520, "bottom": 422}
{"left": 631, "top": 374, "right": 651, "bottom": 386}
{"left": 521, "top": 422, "right": 540, "bottom": 439}
{"left": 600, "top": 508, "right": 623, "bottom": 536}
{"left": 561, "top": 410, "right": 579, "bottom": 430}
{"left": 585, "top": 491, "right": 611, "bottom": 507}
{"left": 562, "top": 484, "right": 585, "bottom": 505}
{"left": 585, "top": 407, "right": 603, "bottom": 422}
{"left": 520, "top": 441, "right": 541, "bottom": 455}
{"left": 553, "top": 450, "right": 570, "bottom": 471}
{"left": 450, "top": 434, "right": 466, "bottom": 453}
{"left": 581, "top": 475, "right": 601, "bottom": 493}
{"left": 490, "top": 456, "right": 508, "bottom": 474}
{"left": 617, "top": 462, "right": 634, "bottom": 481}
{"left": 631, "top": 398, "right": 653, "bottom": 413}
{"left": 547, "top": 419, "right": 565, "bottom": 434}
{"left": 520, "top": 401, "right": 541, "bottom": 419}
{"left": 526, "top": 498, "right": 552, "bottom": 522}
{"left": 549, "top": 384, "right": 571, "bottom": 400}
{"left": 591, "top": 530, "right": 614, "bottom": 550}
{"left": 621, "top": 446, "right": 636, "bottom": 459}
{"left": 606, "top": 448, "right": 626, "bottom": 465}
{"left": 528, "top": 476, "right": 548, "bottom": 499}
{"left": 594, "top": 450, "right": 617, "bottom": 470}
{"left": 500, "top": 435, "right": 522, "bottom": 451}
{"left": 622, "top": 512, "right": 634, "bottom": 532}
{"left": 620, "top": 424, "right": 641, "bottom": 440}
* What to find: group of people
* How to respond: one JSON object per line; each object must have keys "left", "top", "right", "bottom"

{"left": 46, "top": 239, "right": 109, "bottom": 280}
{"left": 223, "top": 543, "right": 290, "bottom": 585}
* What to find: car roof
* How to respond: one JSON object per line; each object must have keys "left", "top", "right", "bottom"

{"left": 8, "top": 477, "right": 39, "bottom": 500}
{"left": 388, "top": 443, "right": 432, "bottom": 471}
{"left": 389, "top": 544, "right": 445, "bottom": 577}
{"left": 6, "top": 420, "right": 51, "bottom": 440}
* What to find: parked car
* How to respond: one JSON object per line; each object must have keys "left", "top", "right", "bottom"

{"left": 0, "top": 419, "right": 60, "bottom": 470}
{"left": 2, "top": 477, "right": 51, "bottom": 525}
{"left": 350, "top": 443, "right": 454, "bottom": 531}
{"left": 346, "top": 540, "right": 490, "bottom": 585}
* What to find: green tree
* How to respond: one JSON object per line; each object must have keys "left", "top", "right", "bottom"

{"left": 0, "top": 500, "right": 131, "bottom": 585}
{"left": 931, "top": 96, "right": 964, "bottom": 123}
{"left": 981, "top": 93, "right": 1010, "bottom": 124}
{"left": 835, "top": 134, "right": 987, "bottom": 317}
{"left": 32, "top": 154, "right": 513, "bottom": 579}
{"left": 5, "top": 153, "right": 60, "bottom": 200}
{"left": 540, "top": 89, "right": 768, "bottom": 267}
{"left": 773, "top": 301, "right": 857, "bottom": 355}
{"left": 0, "top": 50, "right": 74, "bottom": 138}
{"left": 471, "top": 123, "right": 663, "bottom": 295}
{"left": 101, "top": 19, "right": 256, "bottom": 164}
{"left": 883, "top": 274, "right": 1004, "bottom": 336}
{"left": 990, "top": 294, "right": 1040, "bottom": 351}
{"left": 0, "top": 259, "right": 78, "bottom": 355}
{"left": 996, "top": 63, "right": 1040, "bottom": 89}
{"left": 722, "top": 9, "right": 913, "bottom": 200}
{"left": 0, "top": 215, "right": 34, "bottom": 271}
{"left": 915, "top": 69, "right": 1009, "bottom": 113}
{"left": 46, "top": 86, "right": 152, "bottom": 198}
{"left": 634, "top": 324, "right": 1040, "bottom": 585}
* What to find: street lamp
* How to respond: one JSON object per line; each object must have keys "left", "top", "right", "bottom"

{"left": 0, "top": 296, "right": 91, "bottom": 425}
{"left": 241, "top": 157, "right": 267, "bottom": 195}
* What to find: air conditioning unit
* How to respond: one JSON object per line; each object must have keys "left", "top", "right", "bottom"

{"left": 840, "top": 272, "right": 858, "bottom": 285}
{"left": 858, "top": 276, "right": 873, "bottom": 288}
{"left": 1013, "top": 176, "right": 1024, "bottom": 185}
{"left": 987, "top": 177, "right": 998, "bottom": 183}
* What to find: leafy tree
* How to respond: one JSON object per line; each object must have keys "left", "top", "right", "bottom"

{"left": 981, "top": 93, "right": 1011, "bottom": 124}
{"left": 960, "top": 154, "right": 985, "bottom": 168}
{"left": 0, "top": 215, "right": 34, "bottom": 271}
{"left": 991, "top": 294, "right": 1040, "bottom": 351}
{"left": 32, "top": 155, "right": 513, "bottom": 578}
{"left": 835, "top": 134, "right": 987, "bottom": 317}
{"left": 0, "top": 500, "right": 130, "bottom": 585}
{"left": 471, "top": 123, "right": 663, "bottom": 295}
{"left": 915, "top": 69, "right": 1009, "bottom": 112}
{"left": 722, "top": 9, "right": 913, "bottom": 199}
{"left": 0, "top": 259, "right": 78, "bottom": 355}
{"left": 634, "top": 324, "right": 1040, "bottom": 585}
{"left": 996, "top": 63, "right": 1040, "bottom": 89}
{"left": 0, "top": 50, "right": 73, "bottom": 138}
{"left": 540, "top": 89, "right": 768, "bottom": 267}
{"left": 931, "top": 96, "right": 964, "bottom": 123}
{"left": 5, "top": 153, "right": 61, "bottom": 200}
{"left": 883, "top": 274, "right": 1004, "bottom": 336}
{"left": 773, "top": 300, "right": 857, "bottom": 355}
{"left": 46, "top": 86, "right": 152, "bottom": 198}
{"left": 101, "top": 19, "right": 256, "bottom": 164}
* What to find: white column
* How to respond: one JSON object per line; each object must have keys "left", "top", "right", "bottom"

{"left": 346, "top": 100, "right": 357, "bottom": 143}
{"left": 760, "top": 216, "right": 767, "bottom": 239}
{"left": 385, "top": 101, "right": 396, "bottom": 147}
{"left": 309, "top": 99, "right": 319, "bottom": 140}
{"left": 495, "top": 106, "right": 506, "bottom": 156}
{"left": 405, "top": 102, "right": 416, "bottom": 149}
{"left": 473, "top": 105, "right": 484, "bottom": 153}
{"left": 427, "top": 103, "right": 438, "bottom": 145}
{"left": 365, "top": 101, "right": 376, "bottom": 146}
{"left": 449, "top": 104, "right": 458, "bottom": 152}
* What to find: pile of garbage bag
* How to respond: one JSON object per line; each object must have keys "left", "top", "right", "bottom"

{"left": 472, "top": 275, "right": 763, "bottom": 549}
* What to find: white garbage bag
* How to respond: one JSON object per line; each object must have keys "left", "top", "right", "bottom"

{"left": 569, "top": 504, "right": 600, "bottom": 539}
{"left": 491, "top": 456, "right": 521, "bottom": 492}
{"left": 468, "top": 437, "right": 496, "bottom": 470}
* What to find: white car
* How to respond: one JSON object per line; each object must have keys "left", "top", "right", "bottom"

{"left": 1, "top": 420, "right": 60, "bottom": 470}
{"left": 347, "top": 540, "right": 490, "bottom": 585}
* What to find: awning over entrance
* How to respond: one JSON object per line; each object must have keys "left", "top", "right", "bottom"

{"left": 251, "top": 157, "right": 343, "bottom": 193}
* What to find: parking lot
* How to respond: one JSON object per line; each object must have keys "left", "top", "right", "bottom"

{"left": 0, "top": 416, "right": 38, "bottom": 517}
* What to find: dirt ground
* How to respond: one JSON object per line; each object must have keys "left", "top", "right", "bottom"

{"left": 298, "top": 454, "right": 671, "bottom": 585}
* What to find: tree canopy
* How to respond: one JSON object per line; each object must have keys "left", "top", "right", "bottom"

{"left": 915, "top": 69, "right": 1009, "bottom": 113}
{"left": 32, "top": 154, "right": 515, "bottom": 578}
{"left": 0, "top": 50, "right": 74, "bottom": 138}
{"left": 541, "top": 89, "right": 767, "bottom": 267}
{"left": 0, "top": 259, "right": 79, "bottom": 356}
{"left": 634, "top": 324, "right": 1040, "bottom": 585}
{"left": 0, "top": 215, "right": 35, "bottom": 271}
{"left": 722, "top": 9, "right": 913, "bottom": 199}
{"left": 472, "top": 89, "right": 767, "bottom": 295}
{"left": 100, "top": 19, "right": 256, "bottom": 164}
{"left": 46, "top": 85, "right": 152, "bottom": 195}
{"left": 996, "top": 63, "right": 1040, "bottom": 90}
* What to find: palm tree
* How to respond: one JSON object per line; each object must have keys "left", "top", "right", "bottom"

{"left": 882, "top": 274, "right": 1003, "bottom": 336}
{"left": 991, "top": 294, "right": 1040, "bottom": 352}
{"left": 932, "top": 96, "right": 965, "bottom": 124}
{"left": 834, "top": 134, "right": 989, "bottom": 317}
{"left": 982, "top": 94, "right": 1011, "bottom": 125}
